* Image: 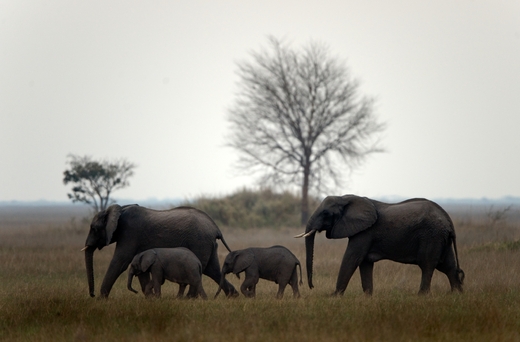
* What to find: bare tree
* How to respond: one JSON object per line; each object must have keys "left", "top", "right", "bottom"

{"left": 63, "top": 154, "right": 136, "bottom": 212}
{"left": 227, "top": 37, "right": 385, "bottom": 225}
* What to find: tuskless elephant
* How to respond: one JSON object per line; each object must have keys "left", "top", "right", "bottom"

{"left": 296, "top": 195, "right": 464, "bottom": 295}
{"left": 82, "top": 204, "right": 238, "bottom": 298}
{"left": 127, "top": 248, "right": 207, "bottom": 299}
{"left": 215, "top": 245, "right": 303, "bottom": 299}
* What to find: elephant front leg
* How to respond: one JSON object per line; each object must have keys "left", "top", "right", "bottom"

{"left": 334, "top": 245, "right": 366, "bottom": 296}
{"left": 137, "top": 272, "right": 152, "bottom": 296}
{"left": 240, "top": 274, "right": 258, "bottom": 298}
{"left": 144, "top": 282, "right": 154, "bottom": 297}
{"left": 359, "top": 260, "right": 374, "bottom": 295}
{"left": 177, "top": 284, "right": 187, "bottom": 298}
{"left": 100, "top": 255, "right": 132, "bottom": 298}
{"left": 151, "top": 278, "right": 162, "bottom": 297}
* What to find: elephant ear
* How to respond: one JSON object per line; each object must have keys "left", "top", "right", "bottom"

{"left": 330, "top": 196, "right": 378, "bottom": 238}
{"left": 105, "top": 204, "right": 122, "bottom": 246}
{"left": 140, "top": 252, "right": 156, "bottom": 273}
{"left": 232, "top": 250, "right": 254, "bottom": 275}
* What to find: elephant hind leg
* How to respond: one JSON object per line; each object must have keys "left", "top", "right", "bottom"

{"left": 177, "top": 284, "right": 187, "bottom": 298}
{"left": 418, "top": 265, "right": 435, "bottom": 295}
{"left": 436, "top": 251, "right": 463, "bottom": 292}
{"left": 276, "top": 282, "right": 289, "bottom": 299}
{"left": 204, "top": 245, "right": 239, "bottom": 297}
{"left": 198, "top": 285, "right": 208, "bottom": 300}
{"left": 289, "top": 267, "right": 301, "bottom": 298}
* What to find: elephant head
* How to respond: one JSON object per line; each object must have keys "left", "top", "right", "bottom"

{"left": 127, "top": 251, "right": 156, "bottom": 294}
{"left": 82, "top": 204, "right": 121, "bottom": 297}
{"left": 214, "top": 250, "right": 254, "bottom": 298}
{"left": 295, "top": 195, "right": 377, "bottom": 289}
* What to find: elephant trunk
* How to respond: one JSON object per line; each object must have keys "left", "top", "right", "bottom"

{"left": 127, "top": 268, "right": 138, "bottom": 294}
{"left": 214, "top": 273, "right": 227, "bottom": 299}
{"left": 305, "top": 234, "right": 316, "bottom": 289}
{"left": 84, "top": 246, "right": 96, "bottom": 297}
{"left": 305, "top": 215, "right": 318, "bottom": 289}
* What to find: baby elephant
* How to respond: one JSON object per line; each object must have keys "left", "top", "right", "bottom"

{"left": 127, "top": 247, "right": 207, "bottom": 299}
{"left": 215, "top": 245, "right": 302, "bottom": 299}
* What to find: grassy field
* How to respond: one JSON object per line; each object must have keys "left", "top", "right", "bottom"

{"left": 1, "top": 204, "right": 520, "bottom": 341}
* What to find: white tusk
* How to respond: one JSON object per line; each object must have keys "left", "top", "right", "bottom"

{"left": 302, "top": 230, "right": 317, "bottom": 237}
{"left": 294, "top": 230, "right": 316, "bottom": 238}
{"left": 80, "top": 246, "right": 89, "bottom": 252}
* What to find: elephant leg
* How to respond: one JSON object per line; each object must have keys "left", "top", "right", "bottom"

{"left": 137, "top": 272, "right": 151, "bottom": 295}
{"left": 276, "top": 282, "right": 288, "bottom": 299}
{"left": 144, "top": 282, "right": 154, "bottom": 297}
{"left": 241, "top": 274, "right": 258, "bottom": 298}
{"left": 335, "top": 242, "right": 367, "bottom": 296}
{"left": 289, "top": 268, "right": 301, "bottom": 298}
{"left": 418, "top": 240, "right": 443, "bottom": 295}
{"left": 152, "top": 280, "right": 162, "bottom": 297}
{"left": 186, "top": 284, "right": 198, "bottom": 299}
{"left": 359, "top": 260, "right": 374, "bottom": 295}
{"left": 203, "top": 245, "right": 239, "bottom": 297}
{"left": 177, "top": 284, "right": 187, "bottom": 298}
{"left": 100, "top": 252, "right": 133, "bottom": 298}
{"left": 436, "top": 250, "right": 463, "bottom": 292}
{"left": 198, "top": 283, "right": 208, "bottom": 300}
{"left": 151, "top": 268, "right": 163, "bottom": 297}
{"left": 418, "top": 265, "right": 435, "bottom": 295}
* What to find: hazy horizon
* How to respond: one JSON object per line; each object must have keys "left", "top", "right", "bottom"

{"left": 2, "top": 1, "right": 519, "bottom": 202}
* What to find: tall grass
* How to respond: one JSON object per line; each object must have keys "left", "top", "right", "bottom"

{"left": 1, "top": 203, "right": 520, "bottom": 341}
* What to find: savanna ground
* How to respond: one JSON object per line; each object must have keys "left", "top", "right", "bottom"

{"left": 1, "top": 204, "right": 520, "bottom": 341}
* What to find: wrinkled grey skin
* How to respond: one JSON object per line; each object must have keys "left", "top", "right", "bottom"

{"left": 127, "top": 248, "right": 207, "bottom": 299}
{"left": 83, "top": 204, "right": 238, "bottom": 298}
{"left": 215, "top": 245, "right": 303, "bottom": 299}
{"left": 299, "top": 195, "right": 464, "bottom": 295}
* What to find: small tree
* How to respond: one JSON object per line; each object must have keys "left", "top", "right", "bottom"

{"left": 227, "top": 37, "right": 385, "bottom": 225}
{"left": 63, "top": 154, "right": 136, "bottom": 212}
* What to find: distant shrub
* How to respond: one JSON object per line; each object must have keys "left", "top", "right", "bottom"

{"left": 183, "top": 188, "right": 320, "bottom": 229}
{"left": 469, "top": 239, "right": 520, "bottom": 252}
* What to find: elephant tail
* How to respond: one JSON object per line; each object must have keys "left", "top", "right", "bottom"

{"left": 451, "top": 232, "right": 465, "bottom": 285}
{"left": 218, "top": 233, "right": 233, "bottom": 253}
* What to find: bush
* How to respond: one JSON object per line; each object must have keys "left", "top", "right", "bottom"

{"left": 183, "top": 188, "right": 320, "bottom": 229}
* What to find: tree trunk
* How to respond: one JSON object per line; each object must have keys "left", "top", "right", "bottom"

{"left": 301, "top": 164, "right": 310, "bottom": 226}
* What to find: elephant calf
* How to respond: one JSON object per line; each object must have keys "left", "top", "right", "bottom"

{"left": 215, "top": 245, "right": 303, "bottom": 299}
{"left": 127, "top": 248, "right": 207, "bottom": 299}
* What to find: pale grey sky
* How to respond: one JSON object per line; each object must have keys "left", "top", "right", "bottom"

{"left": 1, "top": 0, "right": 519, "bottom": 202}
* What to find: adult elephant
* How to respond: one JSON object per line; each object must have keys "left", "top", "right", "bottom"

{"left": 82, "top": 204, "right": 238, "bottom": 298}
{"left": 295, "top": 195, "right": 464, "bottom": 295}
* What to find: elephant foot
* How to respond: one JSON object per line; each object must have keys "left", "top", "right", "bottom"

{"left": 227, "top": 289, "right": 240, "bottom": 298}
{"left": 331, "top": 290, "right": 345, "bottom": 297}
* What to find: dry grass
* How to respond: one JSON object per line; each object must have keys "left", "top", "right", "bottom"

{"left": 1, "top": 205, "right": 520, "bottom": 341}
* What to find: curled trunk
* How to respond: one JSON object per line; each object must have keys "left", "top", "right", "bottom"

{"left": 127, "top": 268, "right": 138, "bottom": 293}
{"left": 84, "top": 246, "right": 96, "bottom": 297}
{"left": 214, "top": 274, "right": 227, "bottom": 298}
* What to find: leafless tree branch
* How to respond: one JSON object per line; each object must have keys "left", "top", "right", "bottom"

{"left": 227, "top": 37, "right": 386, "bottom": 224}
